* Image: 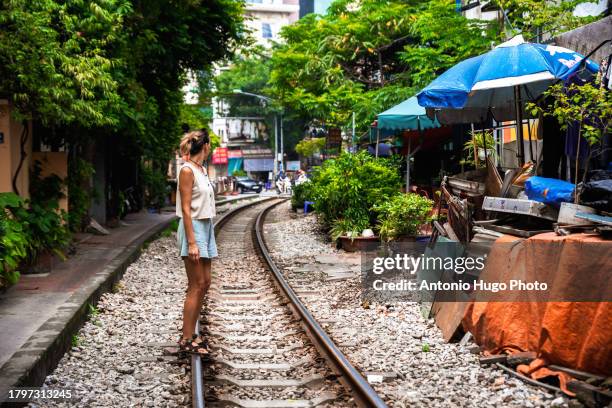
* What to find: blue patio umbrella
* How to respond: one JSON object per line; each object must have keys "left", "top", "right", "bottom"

{"left": 417, "top": 35, "right": 599, "bottom": 163}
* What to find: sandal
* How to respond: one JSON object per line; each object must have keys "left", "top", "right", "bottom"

{"left": 178, "top": 335, "right": 212, "bottom": 359}
{"left": 192, "top": 335, "right": 212, "bottom": 352}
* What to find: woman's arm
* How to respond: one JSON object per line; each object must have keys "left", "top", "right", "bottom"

{"left": 179, "top": 167, "right": 199, "bottom": 261}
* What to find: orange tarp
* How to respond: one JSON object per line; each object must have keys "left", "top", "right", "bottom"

{"left": 463, "top": 233, "right": 612, "bottom": 392}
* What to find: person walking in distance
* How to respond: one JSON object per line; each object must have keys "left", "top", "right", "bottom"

{"left": 176, "top": 129, "right": 216, "bottom": 356}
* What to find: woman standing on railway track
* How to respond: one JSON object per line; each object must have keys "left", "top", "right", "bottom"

{"left": 176, "top": 129, "right": 216, "bottom": 356}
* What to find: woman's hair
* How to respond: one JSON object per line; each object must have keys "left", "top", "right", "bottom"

{"left": 179, "top": 129, "right": 210, "bottom": 156}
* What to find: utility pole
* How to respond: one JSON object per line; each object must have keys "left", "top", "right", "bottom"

{"left": 352, "top": 112, "right": 355, "bottom": 148}
{"left": 274, "top": 115, "right": 278, "bottom": 180}
{"left": 280, "top": 112, "right": 285, "bottom": 173}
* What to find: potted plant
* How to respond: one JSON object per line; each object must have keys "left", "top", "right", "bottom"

{"left": 331, "top": 217, "right": 379, "bottom": 252}
{"left": 291, "top": 181, "right": 314, "bottom": 212}
{"left": 460, "top": 129, "right": 496, "bottom": 169}
{"left": 373, "top": 193, "right": 433, "bottom": 242}
{"left": 306, "top": 151, "right": 402, "bottom": 250}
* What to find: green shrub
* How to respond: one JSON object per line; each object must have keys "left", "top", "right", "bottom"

{"left": 329, "top": 217, "right": 369, "bottom": 241}
{"left": 310, "top": 151, "right": 402, "bottom": 232}
{"left": 29, "top": 163, "right": 71, "bottom": 254}
{"left": 27, "top": 201, "right": 70, "bottom": 259}
{"left": 291, "top": 181, "right": 314, "bottom": 210}
{"left": 232, "top": 169, "right": 247, "bottom": 177}
{"left": 1, "top": 182, "right": 70, "bottom": 288}
{"left": 373, "top": 193, "right": 433, "bottom": 241}
{"left": 0, "top": 194, "right": 29, "bottom": 287}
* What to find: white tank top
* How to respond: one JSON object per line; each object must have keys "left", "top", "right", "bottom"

{"left": 176, "top": 161, "right": 216, "bottom": 219}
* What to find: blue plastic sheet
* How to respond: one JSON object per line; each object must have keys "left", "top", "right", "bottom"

{"left": 525, "top": 176, "right": 575, "bottom": 207}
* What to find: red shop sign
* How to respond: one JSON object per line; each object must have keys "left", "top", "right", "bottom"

{"left": 212, "top": 147, "right": 228, "bottom": 164}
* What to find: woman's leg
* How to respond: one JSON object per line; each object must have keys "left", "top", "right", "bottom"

{"left": 182, "top": 257, "right": 212, "bottom": 340}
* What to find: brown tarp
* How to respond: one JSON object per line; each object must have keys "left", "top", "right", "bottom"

{"left": 463, "top": 233, "right": 612, "bottom": 393}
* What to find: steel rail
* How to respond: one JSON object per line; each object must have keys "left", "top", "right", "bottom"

{"left": 191, "top": 196, "right": 278, "bottom": 408}
{"left": 254, "top": 199, "right": 388, "bottom": 408}
{"left": 191, "top": 318, "right": 205, "bottom": 408}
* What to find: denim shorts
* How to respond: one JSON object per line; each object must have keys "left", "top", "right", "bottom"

{"left": 177, "top": 218, "right": 218, "bottom": 258}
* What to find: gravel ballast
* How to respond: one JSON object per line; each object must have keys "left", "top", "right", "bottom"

{"left": 263, "top": 201, "right": 569, "bottom": 408}
{"left": 30, "top": 233, "right": 191, "bottom": 407}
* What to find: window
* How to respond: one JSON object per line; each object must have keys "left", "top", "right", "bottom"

{"left": 261, "top": 23, "right": 272, "bottom": 39}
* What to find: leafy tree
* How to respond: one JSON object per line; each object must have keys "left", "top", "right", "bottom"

{"left": 215, "top": 48, "right": 273, "bottom": 118}
{"left": 492, "top": 0, "right": 602, "bottom": 39}
{"left": 179, "top": 104, "right": 220, "bottom": 149}
{"left": 528, "top": 80, "right": 611, "bottom": 201}
{"left": 268, "top": 0, "right": 496, "bottom": 131}
{"left": 108, "top": 0, "right": 245, "bottom": 210}
{"left": 214, "top": 47, "right": 307, "bottom": 156}
{"left": 0, "top": 0, "right": 129, "bottom": 127}
{"left": 295, "top": 137, "right": 325, "bottom": 157}
{"left": 1, "top": 0, "right": 246, "bottom": 219}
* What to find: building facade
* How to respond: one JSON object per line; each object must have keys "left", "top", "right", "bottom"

{"left": 245, "top": 0, "right": 299, "bottom": 47}
{"left": 209, "top": 1, "right": 299, "bottom": 182}
{"left": 299, "top": 0, "right": 333, "bottom": 18}
{"left": 0, "top": 100, "right": 69, "bottom": 212}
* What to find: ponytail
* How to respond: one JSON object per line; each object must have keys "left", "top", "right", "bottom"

{"left": 179, "top": 129, "right": 210, "bottom": 157}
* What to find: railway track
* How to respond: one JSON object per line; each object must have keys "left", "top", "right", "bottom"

{"left": 189, "top": 198, "right": 386, "bottom": 408}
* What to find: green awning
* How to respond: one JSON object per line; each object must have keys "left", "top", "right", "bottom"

{"left": 377, "top": 96, "right": 440, "bottom": 131}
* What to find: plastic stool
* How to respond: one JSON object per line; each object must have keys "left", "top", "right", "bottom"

{"left": 304, "top": 201, "right": 314, "bottom": 214}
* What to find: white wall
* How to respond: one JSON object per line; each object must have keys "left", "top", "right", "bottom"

{"left": 210, "top": 1, "right": 298, "bottom": 143}
{"left": 244, "top": 1, "right": 299, "bottom": 47}
{"left": 212, "top": 117, "right": 268, "bottom": 145}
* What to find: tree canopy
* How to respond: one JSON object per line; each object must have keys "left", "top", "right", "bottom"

{"left": 214, "top": 48, "right": 273, "bottom": 118}
{"left": 214, "top": 47, "right": 308, "bottom": 156}
{"left": 0, "top": 0, "right": 246, "bottom": 218}
{"left": 266, "top": 0, "right": 497, "bottom": 130}
{"left": 217, "top": 0, "right": 604, "bottom": 139}
{"left": 492, "top": 0, "right": 601, "bottom": 39}
{"left": 0, "top": 0, "right": 129, "bottom": 127}
{"left": 0, "top": 0, "right": 244, "bottom": 145}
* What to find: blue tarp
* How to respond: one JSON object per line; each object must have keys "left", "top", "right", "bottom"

{"left": 377, "top": 96, "right": 440, "bottom": 131}
{"left": 367, "top": 143, "right": 393, "bottom": 157}
{"left": 525, "top": 176, "right": 575, "bottom": 207}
